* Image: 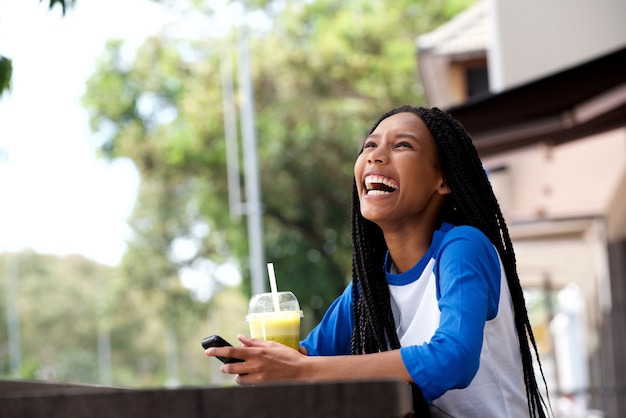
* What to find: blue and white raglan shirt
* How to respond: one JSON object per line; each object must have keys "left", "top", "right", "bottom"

{"left": 301, "top": 223, "right": 529, "bottom": 417}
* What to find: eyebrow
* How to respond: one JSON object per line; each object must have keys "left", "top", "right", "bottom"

{"left": 366, "top": 133, "right": 419, "bottom": 141}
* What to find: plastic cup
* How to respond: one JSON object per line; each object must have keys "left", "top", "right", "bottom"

{"left": 246, "top": 291, "right": 303, "bottom": 350}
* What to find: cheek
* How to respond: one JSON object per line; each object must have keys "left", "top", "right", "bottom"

{"left": 354, "top": 161, "right": 366, "bottom": 196}
{"left": 354, "top": 155, "right": 365, "bottom": 180}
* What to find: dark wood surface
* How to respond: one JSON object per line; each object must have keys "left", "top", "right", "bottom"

{"left": 0, "top": 379, "right": 414, "bottom": 418}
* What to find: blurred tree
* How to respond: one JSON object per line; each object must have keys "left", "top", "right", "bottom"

{"left": 0, "top": 249, "right": 238, "bottom": 387}
{"left": 82, "top": 0, "right": 476, "bottom": 337}
{"left": 0, "top": 252, "right": 110, "bottom": 383}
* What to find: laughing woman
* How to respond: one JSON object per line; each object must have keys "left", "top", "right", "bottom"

{"left": 206, "top": 106, "right": 550, "bottom": 418}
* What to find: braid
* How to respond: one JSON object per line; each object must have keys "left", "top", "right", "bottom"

{"left": 350, "top": 179, "right": 400, "bottom": 354}
{"left": 350, "top": 105, "right": 550, "bottom": 417}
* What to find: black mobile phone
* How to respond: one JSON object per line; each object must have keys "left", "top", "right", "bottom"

{"left": 201, "top": 335, "right": 244, "bottom": 364}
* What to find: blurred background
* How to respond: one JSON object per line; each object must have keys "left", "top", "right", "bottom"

{"left": 0, "top": 0, "right": 624, "bottom": 417}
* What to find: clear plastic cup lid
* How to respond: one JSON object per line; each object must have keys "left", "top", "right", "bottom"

{"left": 248, "top": 291, "right": 302, "bottom": 314}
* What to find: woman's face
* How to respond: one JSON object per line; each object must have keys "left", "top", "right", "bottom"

{"left": 354, "top": 112, "right": 450, "bottom": 231}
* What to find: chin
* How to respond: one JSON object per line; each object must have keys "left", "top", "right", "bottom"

{"left": 360, "top": 210, "right": 386, "bottom": 225}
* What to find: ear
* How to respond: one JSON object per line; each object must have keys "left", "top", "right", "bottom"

{"left": 437, "top": 179, "right": 451, "bottom": 195}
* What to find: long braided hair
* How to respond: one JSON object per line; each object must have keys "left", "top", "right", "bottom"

{"left": 349, "top": 105, "right": 549, "bottom": 417}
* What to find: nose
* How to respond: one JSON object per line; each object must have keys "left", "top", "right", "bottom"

{"left": 367, "top": 147, "right": 388, "bottom": 164}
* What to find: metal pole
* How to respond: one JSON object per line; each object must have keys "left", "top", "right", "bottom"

{"left": 97, "top": 329, "right": 112, "bottom": 385}
{"left": 221, "top": 47, "right": 242, "bottom": 220}
{"left": 5, "top": 256, "right": 21, "bottom": 378}
{"left": 165, "top": 328, "right": 180, "bottom": 388}
{"left": 96, "top": 276, "right": 112, "bottom": 386}
{"left": 237, "top": 26, "right": 266, "bottom": 296}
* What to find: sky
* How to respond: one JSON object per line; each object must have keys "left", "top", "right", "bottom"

{"left": 0, "top": 0, "right": 172, "bottom": 266}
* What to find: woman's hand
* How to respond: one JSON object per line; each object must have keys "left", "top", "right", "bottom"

{"left": 205, "top": 334, "right": 411, "bottom": 385}
{"left": 205, "top": 334, "right": 310, "bottom": 385}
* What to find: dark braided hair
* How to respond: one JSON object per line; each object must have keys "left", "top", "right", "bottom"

{"left": 349, "top": 105, "right": 550, "bottom": 417}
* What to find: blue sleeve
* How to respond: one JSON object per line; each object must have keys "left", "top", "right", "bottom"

{"left": 399, "top": 226, "right": 502, "bottom": 402}
{"left": 300, "top": 283, "right": 354, "bottom": 356}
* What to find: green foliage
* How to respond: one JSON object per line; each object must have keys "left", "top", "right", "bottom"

{"left": 82, "top": 0, "right": 477, "bottom": 337}
{"left": 0, "top": 251, "right": 243, "bottom": 387}
{"left": 84, "top": 35, "right": 240, "bottom": 322}
{"left": 0, "top": 252, "right": 110, "bottom": 383}
{"left": 0, "top": 56, "right": 12, "bottom": 98}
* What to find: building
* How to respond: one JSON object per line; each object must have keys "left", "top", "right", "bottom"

{"left": 417, "top": 1, "right": 626, "bottom": 416}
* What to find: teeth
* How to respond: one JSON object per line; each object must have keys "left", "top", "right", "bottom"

{"left": 367, "top": 190, "right": 390, "bottom": 196}
{"left": 365, "top": 175, "right": 398, "bottom": 195}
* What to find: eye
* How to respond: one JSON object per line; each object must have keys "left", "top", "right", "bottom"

{"left": 395, "top": 141, "right": 414, "bottom": 149}
{"left": 363, "top": 140, "right": 377, "bottom": 149}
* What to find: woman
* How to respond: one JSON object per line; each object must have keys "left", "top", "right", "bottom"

{"left": 206, "top": 106, "right": 550, "bottom": 417}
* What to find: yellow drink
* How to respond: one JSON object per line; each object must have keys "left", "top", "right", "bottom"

{"left": 247, "top": 311, "right": 302, "bottom": 350}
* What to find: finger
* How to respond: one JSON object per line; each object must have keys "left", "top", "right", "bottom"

{"left": 237, "top": 334, "right": 261, "bottom": 347}
{"left": 205, "top": 346, "right": 242, "bottom": 361}
{"left": 221, "top": 361, "right": 245, "bottom": 376}
{"left": 205, "top": 347, "right": 221, "bottom": 357}
{"left": 234, "top": 373, "right": 248, "bottom": 386}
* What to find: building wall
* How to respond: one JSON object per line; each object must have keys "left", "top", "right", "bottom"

{"left": 488, "top": 0, "right": 626, "bottom": 91}
{"left": 483, "top": 128, "right": 626, "bottom": 224}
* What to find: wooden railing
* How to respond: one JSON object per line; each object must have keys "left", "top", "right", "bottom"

{"left": 0, "top": 379, "right": 415, "bottom": 418}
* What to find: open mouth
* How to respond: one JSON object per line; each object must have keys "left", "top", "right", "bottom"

{"left": 364, "top": 175, "right": 398, "bottom": 195}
